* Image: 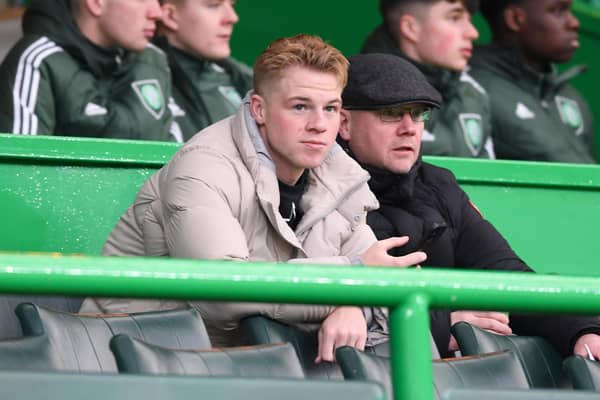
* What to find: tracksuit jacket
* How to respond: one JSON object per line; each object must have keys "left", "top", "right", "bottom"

{"left": 0, "top": 0, "right": 175, "bottom": 141}
{"left": 157, "top": 38, "right": 253, "bottom": 141}
{"left": 356, "top": 154, "right": 600, "bottom": 357}
{"left": 470, "top": 44, "right": 596, "bottom": 163}
{"left": 361, "top": 25, "right": 495, "bottom": 159}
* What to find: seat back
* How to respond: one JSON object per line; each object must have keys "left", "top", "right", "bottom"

{"left": 564, "top": 355, "right": 600, "bottom": 391}
{"left": 452, "top": 321, "right": 568, "bottom": 388}
{"left": 111, "top": 334, "right": 305, "bottom": 378}
{"left": 16, "top": 303, "right": 210, "bottom": 372}
{"left": 0, "top": 335, "right": 56, "bottom": 370}
{"left": 241, "top": 315, "right": 343, "bottom": 379}
{"left": 444, "top": 388, "right": 600, "bottom": 400}
{"left": 336, "top": 346, "right": 529, "bottom": 400}
{"left": 0, "top": 371, "right": 387, "bottom": 400}
{"left": 0, "top": 295, "right": 82, "bottom": 339}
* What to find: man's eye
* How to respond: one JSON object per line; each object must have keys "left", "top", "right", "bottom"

{"left": 325, "top": 106, "right": 339, "bottom": 113}
{"left": 293, "top": 104, "right": 306, "bottom": 111}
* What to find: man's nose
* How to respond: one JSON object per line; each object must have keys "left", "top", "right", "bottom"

{"left": 395, "top": 113, "right": 418, "bottom": 136}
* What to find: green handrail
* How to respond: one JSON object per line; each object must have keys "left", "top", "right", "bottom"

{"left": 1, "top": 253, "right": 600, "bottom": 399}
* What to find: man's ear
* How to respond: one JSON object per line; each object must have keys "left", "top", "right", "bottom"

{"left": 160, "top": 2, "right": 180, "bottom": 31}
{"left": 398, "top": 14, "right": 421, "bottom": 44}
{"left": 84, "top": 0, "right": 104, "bottom": 17}
{"left": 338, "top": 109, "right": 352, "bottom": 141}
{"left": 250, "top": 93, "right": 266, "bottom": 125}
{"left": 504, "top": 6, "right": 527, "bottom": 33}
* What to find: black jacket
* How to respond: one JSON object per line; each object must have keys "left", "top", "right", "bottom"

{"left": 361, "top": 157, "right": 600, "bottom": 357}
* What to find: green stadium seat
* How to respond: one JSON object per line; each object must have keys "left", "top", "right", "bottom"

{"left": 110, "top": 334, "right": 305, "bottom": 378}
{"left": 336, "top": 346, "right": 529, "bottom": 400}
{"left": 451, "top": 321, "right": 569, "bottom": 388}
{"left": 241, "top": 315, "right": 344, "bottom": 379}
{"left": 564, "top": 355, "right": 600, "bottom": 391}
{"left": 15, "top": 303, "right": 211, "bottom": 372}
{"left": 0, "top": 295, "right": 82, "bottom": 339}
{"left": 0, "top": 371, "right": 387, "bottom": 400}
{"left": 0, "top": 335, "right": 56, "bottom": 370}
{"left": 443, "top": 388, "right": 599, "bottom": 400}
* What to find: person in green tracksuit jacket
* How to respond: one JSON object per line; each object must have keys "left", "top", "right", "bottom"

{"left": 0, "top": 0, "right": 177, "bottom": 141}
{"left": 362, "top": 0, "right": 495, "bottom": 158}
{"left": 471, "top": 0, "right": 596, "bottom": 163}
{"left": 157, "top": 0, "right": 253, "bottom": 141}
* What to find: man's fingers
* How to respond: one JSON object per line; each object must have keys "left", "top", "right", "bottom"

{"left": 316, "top": 327, "right": 336, "bottom": 363}
{"left": 476, "top": 317, "right": 512, "bottom": 335}
{"left": 392, "top": 251, "right": 427, "bottom": 267}
{"left": 378, "top": 236, "right": 410, "bottom": 251}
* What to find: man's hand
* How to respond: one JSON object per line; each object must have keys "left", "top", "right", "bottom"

{"left": 361, "top": 236, "right": 427, "bottom": 267}
{"left": 315, "top": 306, "right": 367, "bottom": 363}
{"left": 574, "top": 333, "right": 600, "bottom": 360}
{"left": 449, "top": 311, "right": 512, "bottom": 351}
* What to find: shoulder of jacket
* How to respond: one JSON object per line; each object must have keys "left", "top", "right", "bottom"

{"left": 5, "top": 35, "right": 66, "bottom": 66}
{"left": 221, "top": 57, "right": 253, "bottom": 76}
{"left": 460, "top": 69, "right": 487, "bottom": 95}
{"left": 420, "top": 162, "right": 459, "bottom": 186}
{"left": 136, "top": 44, "right": 169, "bottom": 67}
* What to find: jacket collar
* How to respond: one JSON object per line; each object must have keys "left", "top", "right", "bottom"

{"left": 472, "top": 43, "right": 587, "bottom": 100}
{"left": 233, "top": 95, "right": 377, "bottom": 252}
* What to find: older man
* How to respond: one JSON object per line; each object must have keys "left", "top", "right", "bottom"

{"left": 81, "top": 35, "right": 426, "bottom": 362}
{"left": 339, "top": 53, "right": 600, "bottom": 358}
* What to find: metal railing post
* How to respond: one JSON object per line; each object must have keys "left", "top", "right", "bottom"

{"left": 390, "top": 293, "right": 433, "bottom": 400}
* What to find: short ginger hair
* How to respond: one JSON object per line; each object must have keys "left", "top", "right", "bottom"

{"left": 253, "top": 34, "right": 348, "bottom": 95}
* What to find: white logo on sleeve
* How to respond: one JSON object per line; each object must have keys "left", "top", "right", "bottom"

{"left": 421, "top": 129, "right": 436, "bottom": 142}
{"left": 84, "top": 102, "right": 108, "bottom": 116}
{"left": 515, "top": 102, "right": 535, "bottom": 119}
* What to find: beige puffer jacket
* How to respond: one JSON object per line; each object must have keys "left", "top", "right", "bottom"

{"left": 81, "top": 101, "right": 380, "bottom": 345}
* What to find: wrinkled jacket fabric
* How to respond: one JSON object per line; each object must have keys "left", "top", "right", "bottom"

{"left": 0, "top": 0, "right": 175, "bottom": 140}
{"left": 358, "top": 155, "right": 600, "bottom": 357}
{"left": 157, "top": 38, "right": 253, "bottom": 141}
{"left": 361, "top": 26, "right": 494, "bottom": 158}
{"left": 82, "top": 99, "right": 382, "bottom": 346}
{"left": 470, "top": 44, "right": 595, "bottom": 163}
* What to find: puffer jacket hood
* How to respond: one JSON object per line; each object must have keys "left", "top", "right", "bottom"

{"left": 23, "top": 0, "right": 135, "bottom": 77}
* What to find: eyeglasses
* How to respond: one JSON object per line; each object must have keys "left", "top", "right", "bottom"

{"left": 375, "top": 106, "right": 432, "bottom": 123}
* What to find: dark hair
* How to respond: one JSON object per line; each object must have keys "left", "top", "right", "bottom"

{"left": 479, "top": 0, "right": 523, "bottom": 29}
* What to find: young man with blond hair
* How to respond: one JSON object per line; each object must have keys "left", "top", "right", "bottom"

{"left": 0, "top": 0, "right": 177, "bottom": 141}
{"left": 156, "top": 0, "right": 252, "bottom": 140}
{"left": 81, "top": 35, "right": 426, "bottom": 362}
{"left": 362, "top": 0, "right": 494, "bottom": 158}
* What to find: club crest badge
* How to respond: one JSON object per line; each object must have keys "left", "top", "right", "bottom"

{"left": 459, "top": 113, "right": 483, "bottom": 156}
{"left": 556, "top": 95, "right": 583, "bottom": 135}
{"left": 132, "top": 80, "right": 165, "bottom": 120}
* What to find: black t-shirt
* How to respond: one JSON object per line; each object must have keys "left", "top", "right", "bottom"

{"left": 278, "top": 170, "right": 309, "bottom": 231}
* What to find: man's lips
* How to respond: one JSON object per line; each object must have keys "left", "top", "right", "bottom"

{"left": 302, "top": 140, "right": 327, "bottom": 150}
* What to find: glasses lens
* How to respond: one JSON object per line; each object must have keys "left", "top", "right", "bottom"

{"left": 378, "top": 106, "right": 432, "bottom": 122}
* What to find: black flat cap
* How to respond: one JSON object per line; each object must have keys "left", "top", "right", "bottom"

{"left": 343, "top": 53, "right": 442, "bottom": 110}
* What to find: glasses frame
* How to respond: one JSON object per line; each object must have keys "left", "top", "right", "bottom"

{"left": 375, "top": 106, "right": 433, "bottom": 123}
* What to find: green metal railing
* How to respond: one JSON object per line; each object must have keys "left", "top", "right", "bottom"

{"left": 1, "top": 254, "right": 600, "bottom": 400}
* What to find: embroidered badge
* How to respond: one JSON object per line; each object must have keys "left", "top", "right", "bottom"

{"left": 556, "top": 95, "right": 583, "bottom": 135}
{"left": 459, "top": 113, "right": 483, "bottom": 156}
{"left": 218, "top": 86, "right": 243, "bottom": 108}
{"left": 131, "top": 80, "right": 165, "bottom": 120}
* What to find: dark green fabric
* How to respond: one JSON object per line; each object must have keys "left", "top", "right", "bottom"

{"left": 0, "top": 0, "right": 175, "bottom": 140}
{"left": 111, "top": 334, "right": 304, "bottom": 378}
{"left": 361, "top": 25, "right": 494, "bottom": 159}
{"left": 16, "top": 303, "right": 210, "bottom": 372}
{"left": 0, "top": 371, "right": 387, "bottom": 400}
{"left": 337, "top": 346, "right": 529, "bottom": 400}
{"left": 241, "top": 315, "right": 344, "bottom": 380}
{"left": 157, "top": 38, "right": 252, "bottom": 141}
{"left": 452, "top": 321, "right": 569, "bottom": 388}
{"left": 0, "top": 296, "right": 82, "bottom": 339}
{"left": 564, "top": 355, "right": 600, "bottom": 391}
{"left": 444, "top": 388, "right": 599, "bottom": 400}
{"left": 0, "top": 335, "right": 56, "bottom": 371}
{"left": 470, "top": 44, "right": 595, "bottom": 163}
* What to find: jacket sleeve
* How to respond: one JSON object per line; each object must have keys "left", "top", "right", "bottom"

{"left": 452, "top": 182, "right": 600, "bottom": 356}
{"left": 0, "top": 49, "right": 57, "bottom": 135}
{"left": 161, "top": 149, "right": 338, "bottom": 328}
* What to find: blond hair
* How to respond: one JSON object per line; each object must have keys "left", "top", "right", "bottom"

{"left": 253, "top": 34, "right": 348, "bottom": 95}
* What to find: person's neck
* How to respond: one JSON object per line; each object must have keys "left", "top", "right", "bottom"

{"left": 277, "top": 169, "right": 305, "bottom": 186}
